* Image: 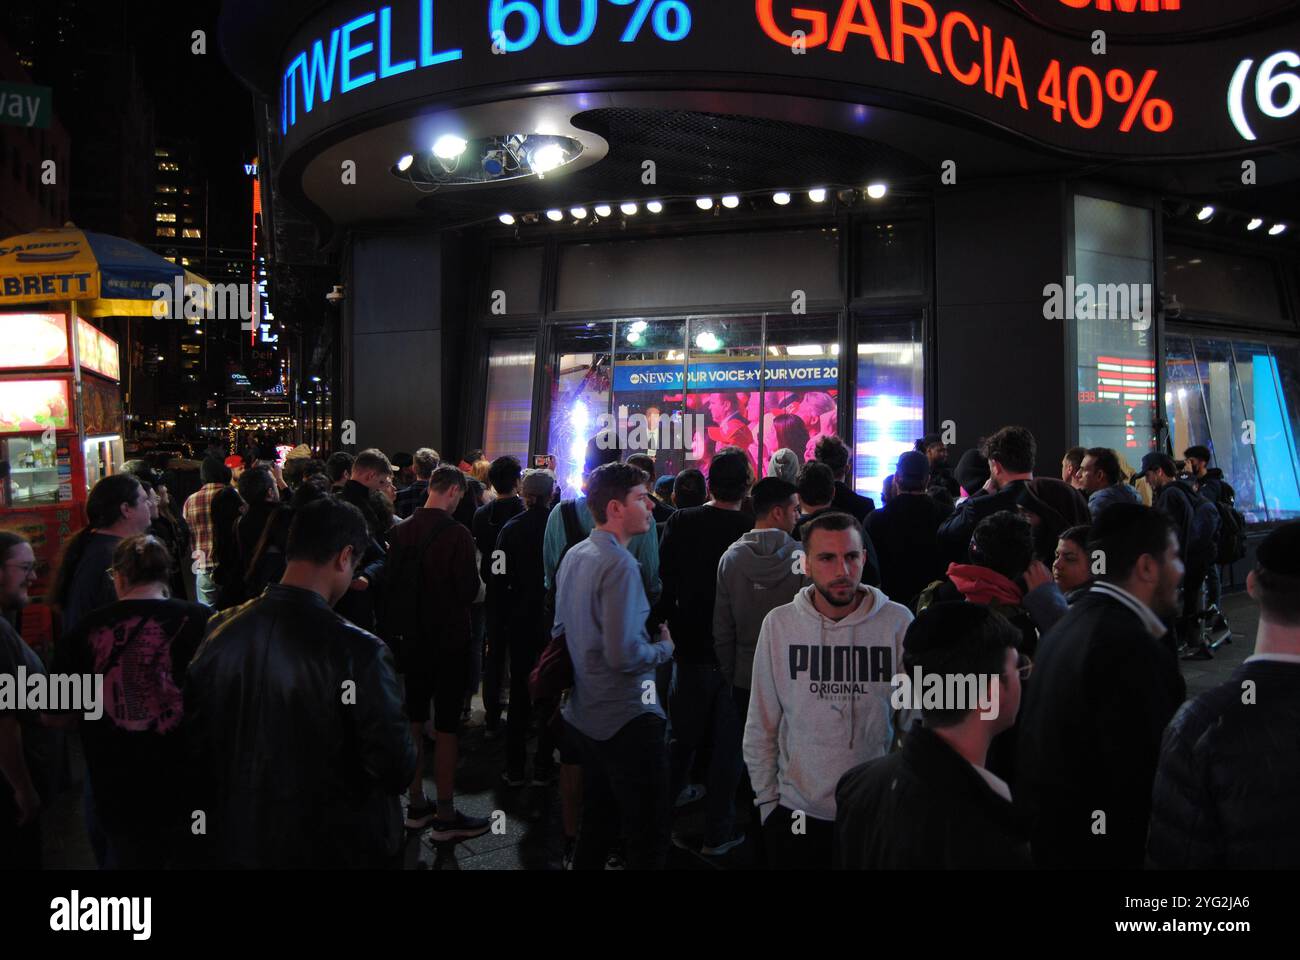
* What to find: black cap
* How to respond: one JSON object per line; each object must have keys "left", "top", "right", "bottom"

{"left": 954, "top": 448, "right": 989, "bottom": 495}
{"left": 1257, "top": 521, "right": 1300, "bottom": 578}
{"left": 390, "top": 451, "right": 413, "bottom": 469}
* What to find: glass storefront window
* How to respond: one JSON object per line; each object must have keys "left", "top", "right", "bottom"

{"left": 548, "top": 324, "right": 612, "bottom": 497}
{"left": 1166, "top": 334, "right": 1300, "bottom": 523}
{"left": 612, "top": 318, "right": 690, "bottom": 479}
{"left": 685, "top": 317, "right": 765, "bottom": 479}
{"left": 760, "top": 317, "right": 840, "bottom": 474}
{"left": 1074, "top": 195, "right": 1158, "bottom": 457}
{"left": 855, "top": 320, "right": 925, "bottom": 504}
{"left": 483, "top": 337, "right": 535, "bottom": 465}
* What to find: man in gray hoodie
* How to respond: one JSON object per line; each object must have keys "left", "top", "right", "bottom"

{"left": 715, "top": 477, "right": 806, "bottom": 863}
{"left": 743, "top": 511, "right": 914, "bottom": 869}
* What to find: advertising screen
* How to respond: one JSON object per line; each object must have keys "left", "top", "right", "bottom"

{"left": 0, "top": 313, "right": 69, "bottom": 370}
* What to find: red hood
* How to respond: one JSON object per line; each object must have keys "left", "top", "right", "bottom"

{"left": 946, "top": 563, "right": 1023, "bottom": 606}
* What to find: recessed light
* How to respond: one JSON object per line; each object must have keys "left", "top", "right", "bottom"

{"left": 1269, "top": 223, "right": 1287, "bottom": 236}
{"left": 546, "top": 209, "right": 564, "bottom": 222}
{"left": 721, "top": 195, "right": 740, "bottom": 209}
{"left": 866, "top": 183, "right": 887, "bottom": 199}
{"left": 620, "top": 202, "right": 639, "bottom": 216}
{"left": 570, "top": 207, "right": 588, "bottom": 220}
{"left": 647, "top": 200, "right": 663, "bottom": 213}
{"left": 808, "top": 188, "right": 827, "bottom": 203}
{"left": 433, "top": 135, "right": 467, "bottom": 159}
{"left": 498, "top": 213, "right": 516, "bottom": 225}
{"left": 1196, "top": 205, "right": 1215, "bottom": 221}
{"left": 594, "top": 204, "right": 612, "bottom": 218}
{"left": 1247, "top": 218, "right": 1264, "bottom": 231}
{"left": 696, "top": 197, "right": 714, "bottom": 210}
{"left": 397, "top": 154, "right": 414, "bottom": 172}
{"left": 772, "top": 191, "right": 791, "bottom": 206}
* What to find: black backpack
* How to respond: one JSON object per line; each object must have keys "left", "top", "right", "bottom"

{"left": 1212, "top": 486, "right": 1248, "bottom": 566}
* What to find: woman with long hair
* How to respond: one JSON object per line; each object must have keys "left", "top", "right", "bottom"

{"left": 1, "top": 531, "right": 46, "bottom": 867}
{"left": 208, "top": 485, "right": 248, "bottom": 610}
{"left": 771, "top": 413, "right": 810, "bottom": 467}
{"left": 50, "top": 474, "right": 153, "bottom": 638}
{"left": 54, "top": 534, "right": 211, "bottom": 868}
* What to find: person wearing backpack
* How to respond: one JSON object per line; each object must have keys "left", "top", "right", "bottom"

{"left": 1142, "top": 453, "right": 1220, "bottom": 659}
{"left": 385, "top": 465, "right": 490, "bottom": 841}
{"left": 1185, "top": 445, "right": 1242, "bottom": 645}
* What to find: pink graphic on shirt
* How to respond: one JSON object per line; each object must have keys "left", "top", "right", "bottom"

{"left": 87, "top": 615, "right": 187, "bottom": 734}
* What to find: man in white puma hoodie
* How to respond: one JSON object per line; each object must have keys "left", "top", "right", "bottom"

{"left": 743, "top": 511, "right": 913, "bottom": 869}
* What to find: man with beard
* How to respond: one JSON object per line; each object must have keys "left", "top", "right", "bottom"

{"left": 743, "top": 512, "right": 913, "bottom": 869}
{"left": 1016, "top": 503, "right": 1186, "bottom": 869}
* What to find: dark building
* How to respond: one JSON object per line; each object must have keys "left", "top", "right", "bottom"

{"left": 0, "top": 34, "right": 71, "bottom": 236}
{"left": 217, "top": 0, "right": 1300, "bottom": 545}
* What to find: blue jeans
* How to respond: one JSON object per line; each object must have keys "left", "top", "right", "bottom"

{"left": 669, "top": 661, "right": 743, "bottom": 847}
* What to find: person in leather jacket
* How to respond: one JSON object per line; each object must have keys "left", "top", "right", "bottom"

{"left": 183, "top": 496, "right": 416, "bottom": 869}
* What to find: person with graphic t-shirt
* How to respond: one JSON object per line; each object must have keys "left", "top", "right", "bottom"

{"left": 54, "top": 535, "right": 211, "bottom": 868}
{"left": 743, "top": 511, "right": 913, "bottom": 870}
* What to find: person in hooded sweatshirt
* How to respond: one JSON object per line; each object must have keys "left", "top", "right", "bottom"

{"left": 714, "top": 477, "right": 808, "bottom": 860}
{"left": 743, "top": 511, "right": 913, "bottom": 870}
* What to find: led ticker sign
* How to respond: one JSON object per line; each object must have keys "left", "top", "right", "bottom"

{"left": 278, "top": 0, "right": 1300, "bottom": 157}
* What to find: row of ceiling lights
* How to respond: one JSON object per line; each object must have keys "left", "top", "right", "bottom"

{"left": 1194, "top": 205, "right": 1287, "bottom": 236}
{"left": 496, "top": 184, "right": 890, "bottom": 225}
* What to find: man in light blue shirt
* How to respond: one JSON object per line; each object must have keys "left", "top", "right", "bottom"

{"left": 543, "top": 491, "right": 661, "bottom": 602}
{"left": 554, "top": 461, "right": 675, "bottom": 869}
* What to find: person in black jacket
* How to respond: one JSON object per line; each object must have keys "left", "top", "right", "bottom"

{"left": 1016, "top": 503, "right": 1186, "bottom": 869}
{"left": 473, "top": 456, "right": 525, "bottom": 735}
{"left": 184, "top": 497, "right": 416, "bottom": 868}
{"left": 494, "top": 470, "right": 558, "bottom": 787}
{"left": 1147, "top": 521, "right": 1300, "bottom": 869}
{"left": 919, "top": 434, "right": 960, "bottom": 499}
{"left": 937, "top": 426, "right": 1088, "bottom": 567}
{"left": 336, "top": 448, "right": 391, "bottom": 633}
{"left": 866, "top": 451, "right": 947, "bottom": 609}
{"left": 816, "top": 435, "right": 875, "bottom": 524}
{"left": 794, "top": 461, "right": 880, "bottom": 586}
{"left": 657, "top": 448, "right": 754, "bottom": 855}
{"left": 1142, "top": 452, "right": 1218, "bottom": 658}
{"left": 834, "top": 602, "right": 1031, "bottom": 869}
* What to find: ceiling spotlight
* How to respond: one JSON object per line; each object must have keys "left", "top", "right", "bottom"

{"left": 570, "top": 207, "right": 588, "bottom": 220}
{"left": 721, "top": 195, "right": 740, "bottom": 209}
{"left": 546, "top": 209, "right": 564, "bottom": 222}
{"left": 433, "top": 135, "right": 467, "bottom": 160}
{"left": 629, "top": 320, "right": 648, "bottom": 334}
{"left": 808, "top": 188, "right": 827, "bottom": 203}
{"left": 772, "top": 191, "right": 791, "bottom": 206}
{"left": 498, "top": 213, "right": 516, "bottom": 226}
{"left": 696, "top": 197, "right": 714, "bottom": 210}
{"left": 620, "top": 201, "right": 639, "bottom": 216}
{"left": 1269, "top": 223, "right": 1287, "bottom": 236}
{"left": 530, "top": 143, "right": 566, "bottom": 174}
{"left": 1196, "top": 205, "right": 1215, "bottom": 221}
{"left": 594, "top": 204, "right": 612, "bottom": 218}
{"left": 866, "top": 182, "right": 888, "bottom": 199}
{"left": 397, "top": 154, "right": 414, "bottom": 172}
{"left": 646, "top": 200, "right": 663, "bottom": 213}
{"left": 1247, "top": 218, "right": 1264, "bottom": 231}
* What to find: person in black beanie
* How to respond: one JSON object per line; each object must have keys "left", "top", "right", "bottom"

{"left": 953, "top": 447, "right": 990, "bottom": 500}
{"left": 866, "top": 451, "right": 948, "bottom": 610}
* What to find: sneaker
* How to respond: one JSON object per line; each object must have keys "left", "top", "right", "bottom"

{"left": 404, "top": 797, "right": 437, "bottom": 830}
{"left": 427, "top": 810, "right": 492, "bottom": 842}
{"left": 500, "top": 770, "right": 526, "bottom": 788}
{"left": 1182, "top": 644, "right": 1214, "bottom": 661}
{"left": 675, "top": 783, "right": 707, "bottom": 808}
{"left": 530, "top": 766, "right": 557, "bottom": 787}
{"left": 562, "top": 838, "right": 576, "bottom": 871}
{"left": 701, "top": 833, "right": 746, "bottom": 857}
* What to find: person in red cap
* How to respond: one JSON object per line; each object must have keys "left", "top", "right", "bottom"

{"left": 224, "top": 454, "right": 245, "bottom": 483}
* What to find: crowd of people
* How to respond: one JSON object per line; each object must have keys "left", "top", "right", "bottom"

{"left": 1, "top": 424, "right": 1296, "bottom": 871}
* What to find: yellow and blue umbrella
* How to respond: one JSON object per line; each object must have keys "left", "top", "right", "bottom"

{"left": 0, "top": 226, "right": 210, "bottom": 318}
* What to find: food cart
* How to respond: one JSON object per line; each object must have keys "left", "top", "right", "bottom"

{"left": 0, "top": 227, "right": 207, "bottom": 650}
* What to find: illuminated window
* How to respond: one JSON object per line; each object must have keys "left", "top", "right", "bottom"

{"left": 182, "top": 228, "right": 201, "bottom": 239}
{"left": 155, "top": 148, "right": 170, "bottom": 158}
{"left": 157, "top": 184, "right": 177, "bottom": 193}
{"left": 157, "top": 161, "right": 179, "bottom": 172}
{"left": 180, "top": 257, "right": 192, "bottom": 266}
{"left": 156, "top": 212, "right": 176, "bottom": 223}
{"left": 164, "top": 256, "right": 177, "bottom": 263}
{"left": 156, "top": 227, "right": 176, "bottom": 237}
